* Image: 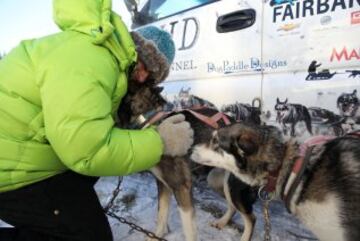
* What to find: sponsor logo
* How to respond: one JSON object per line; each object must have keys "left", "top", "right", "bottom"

{"left": 207, "top": 58, "right": 287, "bottom": 73}
{"left": 277, "top": 23, "right": 300, "bottom": 31}
{"left": 330, "top": 47, "right": 360, "bottom": 62}
{"left": 320, "top": 15, "right": 332, "bottom": 25}
{"left": 351, "top": 10, "right": 360, "bottom": 24}
{"left": 271, "top": 0, "right": 360, "bottom": 23}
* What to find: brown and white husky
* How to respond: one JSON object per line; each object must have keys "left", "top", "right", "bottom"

{"left": 191, "top": 122, "right": 360, "bottom": 241}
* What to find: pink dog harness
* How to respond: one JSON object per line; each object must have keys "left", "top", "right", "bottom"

{"left": 139, "top": 108, "right": 231, "bottom": 130}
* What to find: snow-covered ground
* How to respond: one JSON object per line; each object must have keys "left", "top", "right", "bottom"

{"left": 98, "top": 173, "right": 317, "bottom": 241}
{"left": 0, "top": 172, "right": 317, "bottom": 241}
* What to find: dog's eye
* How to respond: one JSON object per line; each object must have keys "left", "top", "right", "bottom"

{"left": 237, "top": 147, "right": 244, "bottom": 156}
{"left": 275, "top": 105, "right": 286, "bottom": 111}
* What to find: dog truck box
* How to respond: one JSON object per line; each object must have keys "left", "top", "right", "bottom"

{"left": 124, "top": 0, "right": 360, "bottom": 139}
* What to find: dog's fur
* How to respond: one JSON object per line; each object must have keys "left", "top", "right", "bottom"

{"left": 118, "top": 86, "right": 258, "bottom": 241}
{"left": 117, "top": 84, "right": 166, "bottom": 127}
{"left": 221, "top": 98, "right": 262, "bottom": 125}
{"left": 337, "top": 89, "right": 360, "bottom": 132}
{"left": 171, "top": 87, "right": 216, "bottom": 110}
{"left": 275, "top": 98, "right": 312, "bottom": 137}
{"left": 206, "top": 167, "right": 258, "bottom": 241}
{"left": 337, "top": 90, "right": 360, "bottom": 118}
{"left": 308, "top": 107, "right": 344, "bottom": 136}
{"left": 191, "top": 122, "right": 360, "bottom": 241}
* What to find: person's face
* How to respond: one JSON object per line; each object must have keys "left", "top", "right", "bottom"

{"left": 131, "top": 60, "right": 150, "bottom": 84}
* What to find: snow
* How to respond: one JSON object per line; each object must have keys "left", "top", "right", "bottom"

{"left": 1, "top": 172, "right": 317, "bottom": 241}
{"left": 97, "top": 173, "right": 317, "bottom": 241}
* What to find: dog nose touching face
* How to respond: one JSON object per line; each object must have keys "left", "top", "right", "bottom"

{"left": 191, "top": 130, "right": 221, "bottom": 166}
{"left": 191, "top": 128, "right": 241, "bottom": 173}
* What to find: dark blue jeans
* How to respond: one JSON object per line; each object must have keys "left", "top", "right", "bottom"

{"left": 0, "top": 171, "right": 113, "bottom": 241}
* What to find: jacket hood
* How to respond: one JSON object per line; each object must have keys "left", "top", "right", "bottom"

{"left": 53, "top": 0, "right": 113, "bottom": 43}
{"left": 53, "top": 0, "right": 137, "bottom": 71}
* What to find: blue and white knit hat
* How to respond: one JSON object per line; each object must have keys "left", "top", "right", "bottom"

{"left": 131, "top": 26, "right": 175, "bottom": 83}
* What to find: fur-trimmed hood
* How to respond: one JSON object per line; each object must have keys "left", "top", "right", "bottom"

{"left": 131, "top": 30, "right": 174, "bottom": 84}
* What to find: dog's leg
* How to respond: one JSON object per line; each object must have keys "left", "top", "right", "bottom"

{"left": 291, "top": 122, "right": 296, "bottom": 137}
{"left": 146, "top": 180, "right": 172, "bottom": 241}
{"left": 238, "top": 212, "right": 256, "bottom": 241}
{"left": 282, "top": 122, "right": 287, "bottom": 135}
{"left": 174, "top": 183, "right": 197, "bottom": 241}
{"left": 227, "top": 174, "right": 257, "bottom": 241}
{"left": 211, "top": 171, "right": 236, "bottom": 229}
{"left": 233, "top": 195, "right": 256, "bottom": 241}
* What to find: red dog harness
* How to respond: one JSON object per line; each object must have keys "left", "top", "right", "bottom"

{"left": 139, "top": 108, "right": 231, "bottom": 130}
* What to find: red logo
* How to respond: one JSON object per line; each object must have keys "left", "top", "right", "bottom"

{"left": 330, "top": 47, "right": 360, "bottom": 62}
{"left": 351, "top": 11, "right": 360, "bottom": 25}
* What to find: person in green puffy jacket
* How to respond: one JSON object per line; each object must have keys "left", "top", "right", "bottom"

{"left": 0, "top": 0, "right": 194, "bottom": 240}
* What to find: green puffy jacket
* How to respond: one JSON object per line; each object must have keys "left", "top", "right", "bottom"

{"left": 0, "top": 0, "right": 163, "bottom": 193}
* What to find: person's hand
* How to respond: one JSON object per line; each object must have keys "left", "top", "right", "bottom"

{"left": 157, "top": 114, "right": 194, "bottom": 157}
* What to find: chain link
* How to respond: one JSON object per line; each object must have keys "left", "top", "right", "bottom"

{"left": 263, "top": 200, "right": 272, "bottom": 241}
{"left": 104, "top": 177, "right": 122, "bottom": 213}
{"left": 104, "top": 176, "right": 168, "bottom": 241}
{"left": 106, "top": 212, "right": 168, "bottom": 241}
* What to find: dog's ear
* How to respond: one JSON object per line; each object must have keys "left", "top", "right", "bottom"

{"left": 154, "top": 86, "right": 164, "bottom": 93}
{"left": 236, "top": 132, "right": 258, "bottom": 156}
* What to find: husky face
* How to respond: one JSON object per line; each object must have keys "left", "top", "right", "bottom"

{"left": 337, "top": 89, "right": 359, "bottom": 117}
{"left": 275, "top": 98, "right": 289, "bottom": 123}
{"left": 191, "top": 123, "right": 285, "bottom": 187}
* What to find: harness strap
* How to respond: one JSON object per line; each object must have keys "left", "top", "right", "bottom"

{"left": 271, "top": 132, "right": 360, "bottom": 213}
{"left": 263, "top": 168, "right": 281, "bottom": 193}
{"left": 211, "top": 112, "right": 232, "bottom": 126}
{"left": 186, "top": 109, "right": 231, "bottom": 129}
{"left": 283, "top": 146, "right": 314, "bottom": 213}
{"left": 137, "top": 108, "right": 232, "bottom": 130}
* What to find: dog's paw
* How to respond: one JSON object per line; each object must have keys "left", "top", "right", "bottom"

{"left": 210, "top": 219, "right": 227, "bottom": 229}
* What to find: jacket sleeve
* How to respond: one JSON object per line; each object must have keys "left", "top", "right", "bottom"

{"left": 38, "top": 39, "right": 163, "bottom": 176}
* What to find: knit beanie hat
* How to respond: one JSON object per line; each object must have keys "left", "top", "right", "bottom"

{"left": 131, "top": 26, "right": 175, "bottom": 84}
